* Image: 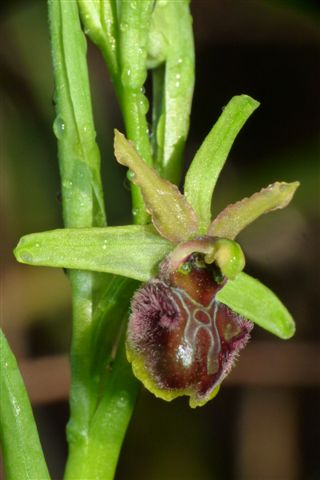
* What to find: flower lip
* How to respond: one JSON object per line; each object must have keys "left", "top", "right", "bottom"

{"left": 127, "top": 256, "right": 253, "bottom": 407}
{"left": 127, "top": 238, "right": 252, "bottom": 407}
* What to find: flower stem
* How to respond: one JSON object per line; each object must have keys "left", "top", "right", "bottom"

{"left": 48, "top": 2, "right": 139, "bottom": 478}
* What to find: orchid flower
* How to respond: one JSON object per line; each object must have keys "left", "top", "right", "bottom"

{"left": 14, "top": 95, "right": 299, "bottom": 407}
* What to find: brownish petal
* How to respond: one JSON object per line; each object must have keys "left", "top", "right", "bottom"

{"left": 114, "top": 130, "right": 199, "bottom": 243}
{"left": 208, "top": 181, "right": 299, "bottom": 239}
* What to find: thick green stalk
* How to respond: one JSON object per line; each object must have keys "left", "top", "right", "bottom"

{"left": 48, "top": 0, "right": 107, "bottom": 460}
{"left": 49, "top": 2, "right": 141, "bottom": 478}
{"left": 79, "top": 0, "right": 154, "bottom": 224}
{"left": 63, "top": 331, "right": 138, "bottom": 480}
{"left": 117, "top": 0, "right": 154, "bottom": 224}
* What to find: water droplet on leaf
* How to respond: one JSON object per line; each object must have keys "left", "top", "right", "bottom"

{"left": 120, "top": 22, "right": 128, "bottom": 32}
{"left": 53, "top": 115, "right": 66, "bottom": 139}
{"left": 127, "top": 169, "right": 135, "bottom": 181}
{"left": 139, "top": 95, "right": 149, "bottom": 115}
{"left": 19, "top": 251, "right": 33, "bottom": 263}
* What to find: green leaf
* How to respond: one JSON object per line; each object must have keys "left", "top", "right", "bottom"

{"left": 78, "top": 0, "right": 118, "bottom": 80}
{"left": 90, "top": 276, "right": 139, "bottom": 380}
{"left": 184, "top": 95, "right": 260, "bottom": 233}
{"left": 208, "top": 181, "right": 300, "bottom": 239}
{"left": 114, "top": 130, "right": 199, "bottom": 243}
{"left": 49, "top": 0, "right": 106, "bottom": 228}
{"left": 216, "top": 272, "right": 295, "bottom": 339}
{"left": 0, "top": 329, "right": 50, "bottom": 480}
{"left": 148, "top": 0, "right": 195, "bottom": 183}
{"left": 14, "top": 225, "right": 173, "bottom": 282}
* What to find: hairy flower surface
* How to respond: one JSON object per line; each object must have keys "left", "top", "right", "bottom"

{"left": 127, "top": 246, "right": 253, "bottom": 407}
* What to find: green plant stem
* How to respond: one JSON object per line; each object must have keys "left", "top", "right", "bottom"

{"left": 116, "top": 0, "right": 154, "bottom": 224}
{"left": 64, "top": 278, "right": 140, "bottom": 480}
{"left": 48, "top": 2, "right": 139, "bottom": 479}
{"left": 49, "top": 0, "right": 106, "bottom": 432}
{"left": 77, "top": 0, "right": 153, "bottom": 225}
{"left": 63, "top": 333, "right": 139, "bottom": 480}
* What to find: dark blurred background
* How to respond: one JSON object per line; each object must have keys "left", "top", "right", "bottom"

{"left": 1, "top": 1, "right": 320, "bottom": 479}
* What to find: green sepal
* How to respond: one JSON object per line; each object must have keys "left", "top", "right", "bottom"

{"left": 217, "top": 272, "right": 295, "bottom": 339}
{"left": 14, "top": 225, "right": 173, "bottom": 282}
{"left": 184, "top": 95, "right": 260, "bottom": 233}
{"left": 114, "top": 130, "right": 199, "bottom": 243}
{"left": 209, "top": 181, "right": 300, "bottom": 239}
{"left": 0, "top": 329, "right": 50, "bottom": 480}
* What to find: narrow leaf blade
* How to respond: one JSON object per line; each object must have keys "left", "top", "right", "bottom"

{"left": 0, "top": 330, "right": 50, "bottom": 480}
{"left": 114, "top": 130, "right": 198, "bottom": 242}
{"left": 216, "top": 272, "right": 295, "bottom": 339}
{"left": 49, "top": 0, "right": 106, "bottom": 228}
{"left": 184, "top": 95, "right": 260, "bottom": 233}
{"left": 78, "top": 0, "right": 118, "bottom": 80}
{"left": 148, "top": 0, "right": 195, "bottom": 183}
{"left": 14, "top": 225, "right": 173, "bottom": 282}
{"left": 209, "top": 181, "right": 300, "bottom": 239}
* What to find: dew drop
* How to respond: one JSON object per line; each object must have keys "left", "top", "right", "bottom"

{"left": 19, "top": 251, "right": 33, "bottom": 263}
{"left": 121, "top": 67, "right": 132, "bottom": 87}
{"left": 139, "top": 95, "right": 149, "bottom": 115}
{"left": 127, "top": 169, "right": 135, "bottom": 181}
{"left": 120, "top": 22, "right": 128, "bottom": 32}
{"left": 53, "top": 115, "right": 66, "bottom": 139}
{"left": 132, "top": 208, "right": 139, "bottom": 217}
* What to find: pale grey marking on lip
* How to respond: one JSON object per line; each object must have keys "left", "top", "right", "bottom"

{"left": 169, "top": 287, "right": 221, "bottom": 376}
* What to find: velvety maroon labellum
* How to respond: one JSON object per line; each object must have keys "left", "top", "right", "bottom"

{"left": 127, "top": 253, "right": 253, "bottom": 406}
